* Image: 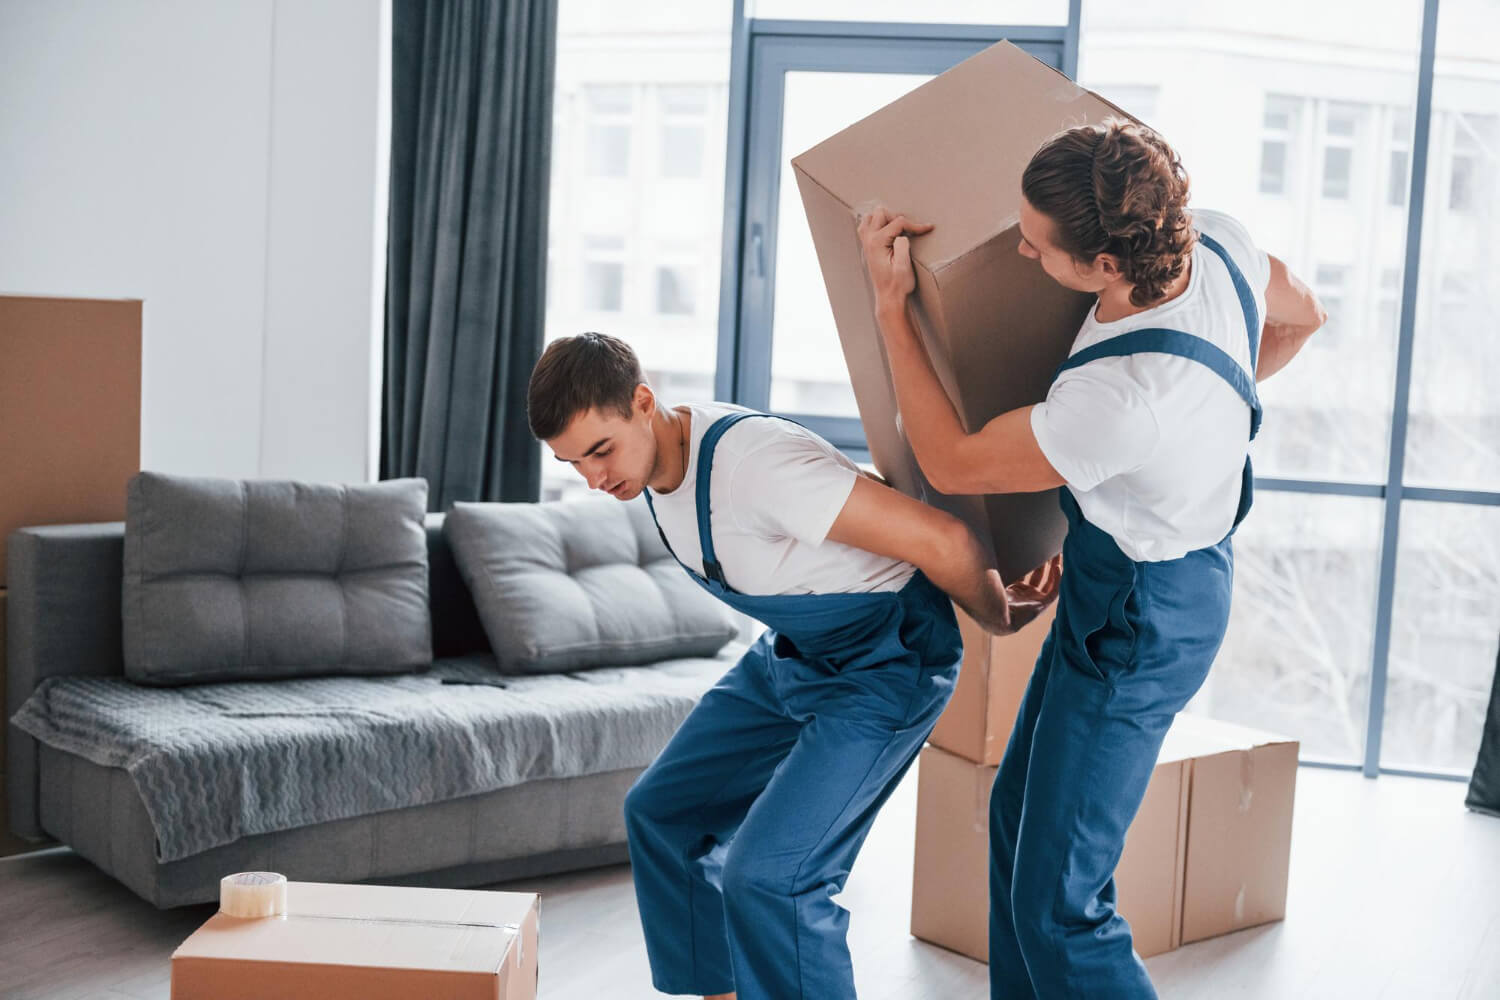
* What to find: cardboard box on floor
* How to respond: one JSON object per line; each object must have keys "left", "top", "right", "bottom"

{"left": 172, "top": 882, "right": 538, "bottom": 1000}
{"left": 792, "top": 41, "right": 1139, "bottom": 581}
{"left": 0, "top": 294, "right": 142, "bottom": 587}
{"left": 931, "top": 602, "right": 1055, "bottom": 766}
{"left": 911, "top": 715, "right": 1298, "bottom": 963}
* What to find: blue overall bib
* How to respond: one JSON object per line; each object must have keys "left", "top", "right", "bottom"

{"left": 988, "top": 232, "right": 1263, "bottom": 999}
{"left": 628, "top": 412, "right": 963, "bottom": 999}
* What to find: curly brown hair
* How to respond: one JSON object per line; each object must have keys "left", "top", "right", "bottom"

{"left": 1021, "top": 120, "right": 1195, "bottom": 308}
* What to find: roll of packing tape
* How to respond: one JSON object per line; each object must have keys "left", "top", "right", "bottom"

{"left": 219, "top": 871, "right": 288, "bottom": 918}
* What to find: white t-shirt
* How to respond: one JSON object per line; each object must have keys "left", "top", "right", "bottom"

{"left": 1029, "top": 208, "right": 1270, "bottom": 563}
{"left": 647, "top": 402, "right": 916, "bottom": 595}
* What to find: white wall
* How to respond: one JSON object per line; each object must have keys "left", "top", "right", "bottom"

{"left": 0, "top": 0, "right": 386, "bottom": 483}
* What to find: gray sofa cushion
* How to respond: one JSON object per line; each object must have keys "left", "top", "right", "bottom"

{"left": 445, "top": 497, "right": 739, "bottom": 674}
{"left": 122, "top": 472, "right": 432, "bottom": 685}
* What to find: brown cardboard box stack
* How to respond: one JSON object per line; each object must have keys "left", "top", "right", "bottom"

{"left": 790, "top": 41, "right": 1299, "bottom": 964}
{"left": 0, "top": 294, "right": 141, "bottom": 855}
{"left": 911, "top": 709, "right": 1299, "bottom": 963}
{"left": 172, "top": 882, "right": 540, "bottom": 1000}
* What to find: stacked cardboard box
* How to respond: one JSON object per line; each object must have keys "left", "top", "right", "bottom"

{"left": 911, "top": 706, "right": 1299, "bottom": 962}
{"left": 1, "top": 294, "right": 141, "bottom": 854}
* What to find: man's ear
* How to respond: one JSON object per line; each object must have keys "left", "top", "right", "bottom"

{"left": 634, "top": 382, "right": 656, "bottom": 419}
{"left": 1095, "top": 253, "right": 1123, "bottom": 279}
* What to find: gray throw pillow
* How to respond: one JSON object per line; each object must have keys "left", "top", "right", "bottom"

{"left": 445, "top": 496, "right": 738, "bottom": 674}
{"left": 122, "top": 472, "right": 432, "bottom": 685}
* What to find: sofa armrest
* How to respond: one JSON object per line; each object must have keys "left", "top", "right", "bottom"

{"left": 7, "top": 522, "right": 126, "bottom": 839}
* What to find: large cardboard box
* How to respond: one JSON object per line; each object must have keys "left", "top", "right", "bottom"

{"left": 930, "top": 602, "right": 1055, "bottom": 766}
{"left": 1174, "top": 715, "right": 1300, "bottom": 944}
{"left": 792, "top": 41, "right": 1137, "bottom": 580}
{"left": 911, "top": 716, "right": 1297, "bottom": 963}
{"left": 172, "top": 882, "right": 539, "bottom": 1000}
{"left": 0, "top": 294, "right": 142, "bottom": 586}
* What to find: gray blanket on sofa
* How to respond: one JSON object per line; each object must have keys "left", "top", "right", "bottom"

{"left": 10, "top": 651, "right": 737, "bottom": 863}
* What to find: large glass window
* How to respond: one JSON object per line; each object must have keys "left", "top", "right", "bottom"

{"left": 1078, "top": 0, "right": 1499, "bottom": 776}
{"left": 1081, "top": 4, "right": 1423, "bottom": 486}
{"left": 768, "top": 70, "right": 931, "bottom": 418}
{"left": 1188, "top": 492, "right": 1383, "bottom": 763}
{"left": 535, "top": 0, "right": 1500, "bottom": 780}
{"left": 659, "top": 86, "right": 710, "bottom": 179}
{"left": 584, "top": 85, "right": 634, "bottom": 178}
{"left": 542, "top": 1, "right": 734, "bottom": 502}
{"left": 1405, "top": 127, "right": 1499, "bottom": 492}
{"left": 1382, "top": 502, "right": 1500, "bottom": 773}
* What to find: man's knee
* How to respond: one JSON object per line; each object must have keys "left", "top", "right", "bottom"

{"left": 623, "top": 769, "right": 664, "bottom": 835}
{"left": 719, "top": 841, "right": 784, "bottom": 914}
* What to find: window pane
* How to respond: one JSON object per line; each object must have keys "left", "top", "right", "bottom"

{"left": 1403, "top": 2, "right": 1500, "bottom": 492}
{"left": 1325, "top": 103, "right": 1359, "bottom": 137}
{"left": 749, "top": 0, "right": 1067, "bottom": 24}
{"left": 587, "top": 122, "right": 631, "bottom": 177}
{"left": 583, "top": 260, "right": 623, "bottom": 311}
{"left": 770, "top": 70, "right": 930, "bottom": 417}
{"left": 1187, "top": 493, "right": 1383, "bottom": 763}
{"left": 1449, "top": 153, "right": 1476, "bottom": 211}
{"left": 1381, "top": 501, "right": 1500, "bottom": 773}
{"left": 1080, "top": 3, "right": 1424, "bottom": 484}
{"left": 1321, "top": 145, "right": 1352, "bottom": 199}
{"left": 1388, "top": 148, "right": 1409, "bottom": 206}
{"left": 1259, "top": 140, "right": 1287, "bottom": 194}
{"left": 660, "top": 123, "right": 704, "bottom": 178}
{"left": 656, "top": 265, "right": 696, "bottom": 315}
{"left": 1312, "top": 264, "right": 1348, "bottom": 349}
{"left": 1092, "top": 84, "right": 1160, "bottom": 124}
{"left": 660, "top": 85, "right": 708, "bottom": 115}
{"left": 544, "top": 1, "right": 734, "bottom": 502}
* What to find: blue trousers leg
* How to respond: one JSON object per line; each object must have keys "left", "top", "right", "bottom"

{"left": 624, "top": 640, "right": 800, "bottom": 997}
{"left": 719, "top": 705, "right": 939, "bottom": 1000}
{"left": 988, "top": 629, "right": 1056, "bottom": 1000}
{"left": 990, "top": 553, "right": 1227, "bottom": 998}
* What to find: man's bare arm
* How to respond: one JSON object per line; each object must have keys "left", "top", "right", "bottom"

{"left": 825, "top": 476, "right": 1059, "bottom": 634}
{"left": 1257, "top": 254, "right": 1327, "bottom": 382}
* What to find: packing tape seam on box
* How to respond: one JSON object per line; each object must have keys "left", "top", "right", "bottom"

{"left": 288, "top": 914, "right": 522, "bottom": 932}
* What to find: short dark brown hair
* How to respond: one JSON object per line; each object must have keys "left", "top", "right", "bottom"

{"left": 526, "top": 332, "right": 645, "bottom": 440}
{"left": 1022, "top": 119, "right": 1194, "bottom": 307}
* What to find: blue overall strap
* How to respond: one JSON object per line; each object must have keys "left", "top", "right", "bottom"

{"left": 1197, "top": 231, "right": 1262, "bottom": 376}
{"left": 646, "top": 411, "right": 806, "bottom": 587}
{"left": 692, "top": 412, "right": 779, "bottom": 587}
{"left": 1053, "top": 235, "right": 1263, "bottom": 441}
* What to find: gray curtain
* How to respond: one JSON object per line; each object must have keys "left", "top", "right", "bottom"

{"left": 382, "top": 0, "right": 557, "bottom": 508}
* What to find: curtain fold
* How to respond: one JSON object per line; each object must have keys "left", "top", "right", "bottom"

{"left": 382, "top": 0, "right": 557, "bottom": 508}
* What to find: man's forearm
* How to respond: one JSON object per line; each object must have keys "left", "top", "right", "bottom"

{"left": 918, "top": 516, "right": 1006, "bottom": 628}
{"left": 1256, "top": 321, "right": 1318, "bottom": 382}
{"left": 875, "top": 298, "right": 969, "bottom": 487}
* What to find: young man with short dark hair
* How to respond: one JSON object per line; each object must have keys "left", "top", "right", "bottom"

{"left": 528, "top": 332, "right": 1058, "bottom": 1000}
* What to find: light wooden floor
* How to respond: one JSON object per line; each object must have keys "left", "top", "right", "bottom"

{"left": 2, "top": 766, "right": 1497, "bottom": 999}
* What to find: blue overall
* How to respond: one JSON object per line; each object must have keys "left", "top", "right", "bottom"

{"left": 988, "top": 232, "right": 1263, "bottom": 999}
{"left": 628, "top": 412, "right": 963, "bottom": 999}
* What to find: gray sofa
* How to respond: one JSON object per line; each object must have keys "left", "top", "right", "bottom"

{"left": 5, "top": 501, "right": 741, "bottom": 908}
